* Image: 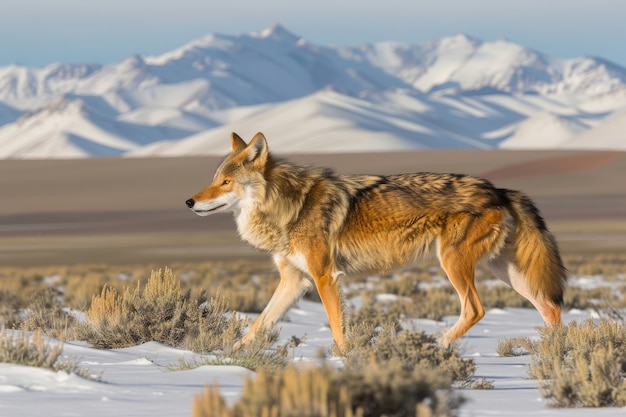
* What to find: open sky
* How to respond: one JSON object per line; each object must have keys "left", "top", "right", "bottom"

{"left": 1, "top": 0, "right": 625, "bottom": 68}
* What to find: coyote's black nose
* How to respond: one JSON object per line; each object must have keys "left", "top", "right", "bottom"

{"left": 185, "top": 198, "right": 195, "bottom": 208}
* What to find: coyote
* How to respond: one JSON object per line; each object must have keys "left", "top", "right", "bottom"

{"left": 186, "top": 132, "right": 567, "bottom": 350}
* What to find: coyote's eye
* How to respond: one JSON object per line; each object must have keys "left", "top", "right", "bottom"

{"left": 222, "top": 180, "right": 231, "bottom": 186}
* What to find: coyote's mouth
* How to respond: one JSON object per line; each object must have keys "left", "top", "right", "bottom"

{"left": 195, "top": 203, "right": 227, "bottom": 214}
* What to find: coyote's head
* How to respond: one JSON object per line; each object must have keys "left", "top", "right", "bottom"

{"left": 186, "top": 132, "right": 269, "bottom": 216}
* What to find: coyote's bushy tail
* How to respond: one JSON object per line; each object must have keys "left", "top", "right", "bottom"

{"left": 504, "top": 190, "right": 567, "bottom": 306}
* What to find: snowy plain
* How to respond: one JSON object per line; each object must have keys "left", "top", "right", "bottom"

{"left": 1, "top": 299, "right": 624, "bottom": 417}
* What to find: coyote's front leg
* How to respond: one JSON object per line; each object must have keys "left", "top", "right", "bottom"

{"left": 235, "top": 256, "right": 311, "bottom": 349}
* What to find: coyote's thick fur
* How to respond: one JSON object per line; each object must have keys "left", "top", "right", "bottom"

{"left": 186, "top": 132, "right": 567, "bottom": 350}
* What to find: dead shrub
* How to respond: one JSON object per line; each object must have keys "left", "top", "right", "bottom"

{"left": 176, "top": 325, "right": 288, "bottom": 373}
{"left": 0, "top": 289, "right": 21, "bottom": 329}
{"left": 0, "top": 329, "right": 62, "bottom": 369}
{"left": 349, "top": 293, "right": 406, "bottom": 331}
{"left": 500, "top": 319, "right": 626, "bottom": 407}
{"left": 528, "top": 320, "right": 626, "bottom": 381}
{"left": 192, "top": 360, "right": 463, "bottom": 417}
{"left": 344, "top": 323, "right": 476, "bottom": 387}
{"left": 190, "top": 290, "right": 484, "bottom": 417}
{"left": 22, "top": 288, "right": 77, "bottom": 340}
{"left": 563, "top": 285, "right": 626, "bottom": 311}
{"left": 77, "top": 267, "right": 246, "bottom": 352}
{"left": 564, "top": 253, "right": 626, "bottom": 278}
{"left": 410, "top": 287, "right": 459, "bottom": 321}
{"left": 63, "top": 271, "right": 116, "bottom": 310}
{"left": 496, "top": 337, "right": 533, "bottom": 357}
{"left": 542, "top": 345, "right": 626, "bottom": 408}
{"left": 0, "top": 329, "right": 92, "bottom": 378}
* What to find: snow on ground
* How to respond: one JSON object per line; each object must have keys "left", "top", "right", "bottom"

{"left": 1, "top": 301, "right": 624, "bottom": 417}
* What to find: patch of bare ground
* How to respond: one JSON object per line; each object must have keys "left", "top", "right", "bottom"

{"left": 1, "top": 150, "right": 625, "bottom": 267}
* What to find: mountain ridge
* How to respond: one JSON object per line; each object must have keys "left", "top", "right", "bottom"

{"left": 1, "top": 24, "right": 625, "bottom": 158}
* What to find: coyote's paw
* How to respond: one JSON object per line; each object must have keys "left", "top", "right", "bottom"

{"left": 435, "top": 329, "right": 453, "bottom": 348}
{"left": 232, "top": 338, "right": 247, "bottom": 352}
{"left": 233, "top": 332, "right": 255, "bottom": 352}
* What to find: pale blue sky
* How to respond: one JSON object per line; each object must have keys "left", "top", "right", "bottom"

{"left": 1, "top": 0, "right": 625, "bottom": 67}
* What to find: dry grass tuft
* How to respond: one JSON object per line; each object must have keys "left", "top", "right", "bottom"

{"left": 177, "top": 326, "right": 288, "bottom": 372}
{"left": 78, "top": 267, "right": 284, "bottom": 370}
{"left": 22, "top": 288, "right": 77, "bottom": 340}
{"left": 544, "top": 344, "right": 626, "bottom": 408}
{"left": 192, "top": 361, "right": 463, "bottom": 417}
{"left": 344, "top": 323, "right": 476, "bottom": 387}
{"left": 528, "top": 320, "right": 626, "bottom": 380}
{"left": 0, "top": 289, "right": 21, "bottom": 330}
{"left": 496, "top": 337, "right": 534, "bottom": 357}
{"left": 0, "top": 329, "right": 92, "bottom": 378}
{"left": 0, "top": 329, "right": 62, "bottom": 369}
{"left": 500, "top": 319, "right": 626, "bottom": 407}
{"left": 78, "top": 267, "right": 246, "bottom": 352}
{"left": 85, "top": 285, "right": 126, "bottom": 327}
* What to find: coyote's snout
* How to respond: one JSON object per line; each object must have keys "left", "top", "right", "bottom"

{"left": 186, "top": 132, "right": 567, "bottom": 351}
{"left": 186, "top": 174, "right": 243, "bottom": 216}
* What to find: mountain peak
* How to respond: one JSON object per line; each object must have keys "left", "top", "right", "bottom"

{"left": 257, "top": 23, "right": 300, "bottom": 42}
{"left": 437, "top": 33, "right": 481, "bottom": 48}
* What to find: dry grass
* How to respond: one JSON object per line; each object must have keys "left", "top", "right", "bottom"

{"left": 1, "top": 252, "right": 624, "bottom": 350}
{"left": 0, "top": 252, "right": 624, "bottom": 413}
{"left": 176, "top": 326, "right": 288, "bottom": 372}
{"left": 495, "top": 337, "right": 534, "bottom": 357}
{"left": 545, "top": 345, "right": 626, "bottom": 408}
{"left": 191, "top": 300, "right": 480, "bottom": 416}
{"left": 564, "top": 285, "right": 626, "bottom": 311}
{"left": 528, "top": 320, "right": 626, "bottom": 381}
{"left": 192, "top": 360, "right": 463, "bottom": 417}
{"left": 190, "top": 278, "right": 484, "bottom": 417}
{"left": 21, "top": 288, "right": 77, "bottom": 340}
{"left": 77, "top": 267, "right": 246, "bottom": 352}
{"left": 498, "top": 319, "right": 626, "bottom": 407}
{"left": 343, "top": 322, "right": 476, "bottom": 388}
{"left": 0, "top": 289, "right": 21, "bottom": 330}
{"left": 1, "top": 252, "right": 625, "bottom": 329}
{"left": 565, "top": 253, "right": 626, "bottom": 278}
{"left": 0, "top": 329, "right": 62, "bottom": 369}
{"left": 0, "top": 329, "right": 92, "bottom": 378}
{"left": 77, "top": 267, "right": 289, "bottom": 371}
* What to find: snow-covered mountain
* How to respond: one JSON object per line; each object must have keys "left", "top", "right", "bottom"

{"left": 1, "top": 24, "right": 626, "bottom": 158}
{"left": 340, "top": 35, "right": 626, "bottom": 97}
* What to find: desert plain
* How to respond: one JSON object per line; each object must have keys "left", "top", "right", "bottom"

{"left": 1, "top": 149, "right": 625, "bottom": 267}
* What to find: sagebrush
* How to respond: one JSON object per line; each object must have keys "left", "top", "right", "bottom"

{"left": 78, "top": 267, "right": 245, "bottom": 351}
{"left": 0, "top": 329, "right": 91, "bottom": 378}
{"left": 498, "top": 319, "right": 626, "bottom": 407}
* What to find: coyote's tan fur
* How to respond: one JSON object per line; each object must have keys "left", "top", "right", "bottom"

{"left": 186, "top": 132, "right": 567, "bottom": 350}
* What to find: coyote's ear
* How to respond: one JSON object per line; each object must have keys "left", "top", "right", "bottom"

{"left": 244, "top": 132, "right": 268, "bottom": 163}
{"left": 231, "top": 132, "right": 247, "bottom": 152}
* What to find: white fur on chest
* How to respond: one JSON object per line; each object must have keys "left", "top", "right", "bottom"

{"left": 234, "top": 205, "right": 262, "bottom": 247}
{"left": 234, "top": 199, "right": 285, "bottom": 251}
